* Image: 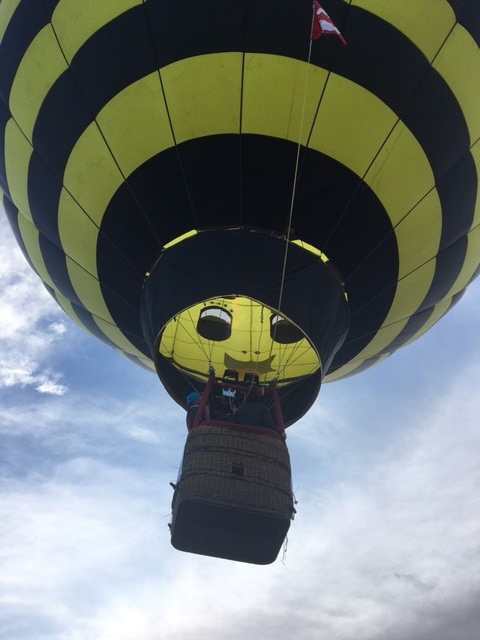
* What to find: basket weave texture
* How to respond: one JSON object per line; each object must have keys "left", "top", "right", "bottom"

{"left": 176, "top": 424, "right": 294, "bottom": 516}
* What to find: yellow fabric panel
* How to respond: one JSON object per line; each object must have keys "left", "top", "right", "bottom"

{"left": 392, "top": 189, "right": 442, "bottom": 280}
{"left": 65, "top": 257, "right": 114, "bottom": 322}
{"left": 62, "top": 121, "right": 124, "bottom": 227}
{"left": 433, "top": 24, "right": 480, "bottom": 145}
{"left": 64, "top": 257, "right": 147, "bottom": 359}
{"left": 51, "top": 288, "right": 90, "bottom": 332}
{"left": 4, "top": 119, "right": 33, "bottom": 222}
{"left": 242, "top": 53, "right": 327, "bottom": 145}
{"left": 348, "top": 258, "right": 437, "bottom": 364}
{"left": 161, "top": 53, "right": 242, "bottom": 143}
{"left": 16, "top": 214, "right": 56, "bottom": 289}
{"left": 351, "top": 0, "right": 455, "bottom": 61}
{"left": 135, "top": 355, "right": 155, "bottom": 370}
{"left": 51, "top": 0, "right": 141, "bottom": 64}
{"left": 309, "top": 74, "right": 398, "bottom": 178}
{"left": 54, "top": 285, "right": 147, "bottom": 361}
{"left": 401, "top": 296, "right": 453, "bottom": 349}
{"left": 443, "top": 142, "right": 480, "bottom": 297}
{"left": 9, "top": 25, "right": 67, "bottom": 142}
{"left": 58, "top": 189, "right": 99, "bottom": 277}
{"left": 364, "top": 121, "right": 439, "bottom": 227}
{"left": 96, "top": 72, "right": 174, "bottom": 178}
{"left": 324, "top": 352, "right": 391, "bottom": 382}
{"left": 92, "top": 315, "right": 147, "bottom": 360}
{"left": 0, "top": 0, "right": 22, "bottom": 44}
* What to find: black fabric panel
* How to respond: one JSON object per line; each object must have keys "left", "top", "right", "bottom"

{"left": 96, "top": 284, "right": 151, "bottom": 356}
{"left": 41, "top": 0, "right": 63, "bottom": 18}
{"left": 240, "top": 135, "right": 300, "bottom": 233}
{"left": 420, "top": 235, "right": 469, "bottom": 311}
{"left": 329, "top": 286, "right": 396, "bottom": 371}
{"left": 2, "top": 195, "right": 35, "bottom": 272}
{"left": 380, "top": 306, "right": 435, "bottom": 356}
{"left": 27, "top": 152, "right": 62, "bottom": 246}
{"left": 97, "top": 233, "right": 146, "bottom": 309}
{"left": 448, "top": 0, "right": 480, "bottom": 44}
{"left": 38, "top": 233, "right": 84, "bottom": 307}
{"left": 0, "top": 0, "right": 48, "bottom": 104}
{"left": 68, "top": 7, "right": 157, "bottom": 118}
{"left": 32, "top": 69, "right": 93, "bottom": 177}
{"left": 178, "top": 135, "right": 242, "bottom": 226}
{"left": 69, "top": 303, "right": 119, "bottom": 351}
{"left": 0, "top": 100, "right": 10, "bottom": 197}
{"left": 41, "top": 282, "right": 120, "bottom": 354}
{"left": 145, "top": 0, "right": 248, "bottom": 66}
{"left": 123, "top": 352, "right": 153, "bottom": 371}
{"left": 340, "top": 354, "right": 383, "bottom": 379}
{"left": 98, "top": 151, "right": 184, "bottom": 280}
{"left": 437, "top": 151, "right": 478, "bottom": 250}
{"left": 449, "top": 288, "right": 466, "bottom": 308}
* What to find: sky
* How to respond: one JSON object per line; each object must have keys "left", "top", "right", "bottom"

{"left": 1, "top": 211, "right": 480, "bottom": 640}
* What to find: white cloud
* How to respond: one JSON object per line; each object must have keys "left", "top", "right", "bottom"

{"left": 1, "top": 354, "right": 479, "bottom": 640}
{"left": 0, "top": 215, "right": 70, "bottom": 395}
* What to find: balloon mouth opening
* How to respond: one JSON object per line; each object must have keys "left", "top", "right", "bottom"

{"left": 157, "top": 295, "right": 322, "bottom": 386}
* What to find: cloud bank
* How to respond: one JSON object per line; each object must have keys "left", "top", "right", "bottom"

{"left": 0, "top": 216, "right": 69, "bottom": 395}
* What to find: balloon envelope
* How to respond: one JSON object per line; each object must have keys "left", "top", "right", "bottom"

{"left": 1, "top": 1, "right": 479, "bottom": 423}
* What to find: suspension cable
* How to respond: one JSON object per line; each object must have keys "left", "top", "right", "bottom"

{"left": 276, "top": 21, "right": 315, "bottom": 315}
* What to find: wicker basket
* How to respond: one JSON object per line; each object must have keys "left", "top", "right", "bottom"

{"left": 170, "top": 423, "right": 294, "bottom": 564}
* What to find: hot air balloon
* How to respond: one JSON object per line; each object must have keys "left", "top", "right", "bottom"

{"left": 1, "top": 1, "right": 479, "bottom": 563}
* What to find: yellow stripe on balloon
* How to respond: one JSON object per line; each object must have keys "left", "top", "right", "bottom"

{"left": 9, "top": 25, "right": 68, "bottom": 142}
{"left": 51, "top": 0, "right": 141, "bottom": 64}
{"left": 4, "top": 119, "right": 33, "bottom": 223}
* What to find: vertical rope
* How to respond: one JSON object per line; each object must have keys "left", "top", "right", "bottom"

{"left": 276, "top": 11, "right": 315, "bottom": 314}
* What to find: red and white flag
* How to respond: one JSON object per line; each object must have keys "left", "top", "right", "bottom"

{"left": 311, "top": 1, "right": 347, "bottom": 46}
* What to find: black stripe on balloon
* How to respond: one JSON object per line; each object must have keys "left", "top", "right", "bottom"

{"left": 420, "top": 235, "right": 469, "bottom": 312}
{"left": 2, "top": 195, "right": 35, "bottom": 272}
{"left": 339, "top": 354, "right": 384, "bottom": 379}
{"left": 27, "top": 152, "right": 63, "bottom": 247}
{"left": 437, "top": 151, "right": 478, "bottom": 251}
{"left": 67, "top": 303, "right": 119, "bottom": 351}
{"left": 450, "top": 288, "right": 466, "bottom": 309}
{"left": 380, "top": 307, "right": 436, "bottom": 357}
{"left": 44, "top": 282, "right": 145, "bottom": 356}
{"left": 0, "top": 0, "right": 49, "bottom": 104}
{"left": 328, "top": 285, "right": 398, "bottom": 372}
{"left": 39, "top": 228, "right": 150, "bottom": 356}
{"left": 71, "top": 298, "right": 150, "bottom": 358}
{"left": 447, "top": 0, "right": 480, "bottom": 44}
{"left": 375, "top": 284, "right": 468, "bottom": 359}
{"left": 98, "top": 134, "right": 397, "bottom": 364}
{"left": 0, "top": 101, "right": 10, "bottom": 197}
{"left": 123, "top": 353, "right": 153, "bottom": 372}
{"left": 38, "top": 233, "right": 84, "bottom": 308}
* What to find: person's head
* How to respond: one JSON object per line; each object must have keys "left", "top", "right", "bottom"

{"left": 186, "top": 391, "right": 201, "bottom": 407}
